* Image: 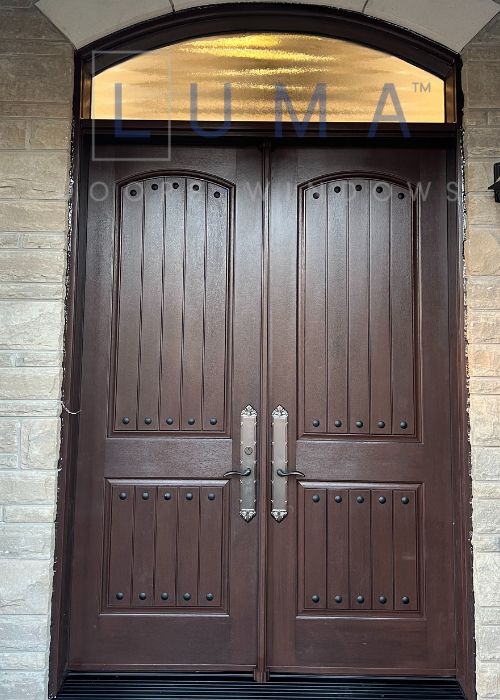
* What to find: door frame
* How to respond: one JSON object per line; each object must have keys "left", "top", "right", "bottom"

{"left": 49, "top": 5, "right": 473, "bottom": 697}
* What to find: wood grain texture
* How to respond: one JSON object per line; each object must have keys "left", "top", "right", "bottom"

{"left": 113, "top": 175, "right": 232, "bottom": 435}
{"left": 105, "top": 481, "right": 228, "bottom": 611}
{"left": 298, "top": 483, "right": 420, "bottom": 613}
{"left": 299, "top": 177, "right": 417, "bottom": 438}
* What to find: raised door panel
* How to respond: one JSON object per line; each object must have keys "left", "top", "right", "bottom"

{"left": 113, "top": 175, "right": 232, "bottom": 435}
{"left": 105, "top": 481, "right": 228, "bottom": 612}
{"left": 298, "top": 483, "right": 420, "bottom": 614}
{"left": 299, "top": 177, "right": 416, "bottom": 438}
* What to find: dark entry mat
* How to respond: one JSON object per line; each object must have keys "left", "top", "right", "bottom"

{"left": 56, "top": 674, "right": 466, "bottom": 699}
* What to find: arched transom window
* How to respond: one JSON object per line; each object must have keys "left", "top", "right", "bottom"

{"left": 91, "top": 33, "right": 446, "bottom": 123}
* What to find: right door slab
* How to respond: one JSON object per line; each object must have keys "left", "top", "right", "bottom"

{"left": 267, "top": 147, "right": 456, "bottom": 675}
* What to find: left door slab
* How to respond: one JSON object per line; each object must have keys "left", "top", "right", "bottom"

{"left": 69, "top": 145, "right": 263, "bottom": 671}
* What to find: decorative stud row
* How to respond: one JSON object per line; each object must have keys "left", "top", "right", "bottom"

{"left": 128, "top": 183, "right": 224, "bottom": 196}
{"left": 121, "top": 416, "right": 219, "bottom": 427}
{"left": 310, "top": 594, "right": 411, "bottom": 605}
{"left": 310, "top": 186, "right": 406, "bottom": 198}
{"left": 310, "top": 493, "right": 412, "bottom": 505}
{"left": 117, "top": 490, "right": 218, "bottom": 502}
{"left": 115, "top": 591, "right": 215, "bottom": 603}
{"left": 310, "top": 419, "right": 408, "bottom": 430}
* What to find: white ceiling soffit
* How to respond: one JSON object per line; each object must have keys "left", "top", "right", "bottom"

{"left": 36, "top": 0, "right": 499, "bottom": 52}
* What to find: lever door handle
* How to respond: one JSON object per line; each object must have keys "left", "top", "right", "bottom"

{"left": 223, "top": 468, "right": 252, "bottom": 478}
{"left": 276, "top": 468, "right": 305, "bottom": 478}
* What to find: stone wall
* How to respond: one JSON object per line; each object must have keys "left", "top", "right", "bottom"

{"left": 463, "top": 13, "right": 500, "bottom": 700}
{"left": 0, "top": 1, "right": 73, "bottom": 698}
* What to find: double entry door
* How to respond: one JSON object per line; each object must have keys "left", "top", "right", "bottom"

{"left": 69, "top": 143, "right": 456, "bottom": 677}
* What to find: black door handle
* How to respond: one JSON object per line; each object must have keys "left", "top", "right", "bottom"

{"left": 276, "top": 468, "right": 305, "bottom": 478}
{"left": 223, "top": 468, "right": 252, "bottom": 478}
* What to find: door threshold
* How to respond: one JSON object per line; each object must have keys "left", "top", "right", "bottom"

{"left": 56, "top": 673, "right": 466, "bottom": 699}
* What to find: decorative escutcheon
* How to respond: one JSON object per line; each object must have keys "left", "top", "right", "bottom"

{"left": 271, "top": 405, "right": 291, "bottom": 522}
{"left": 238, "top": 405, "right": 258, "bottom": 522}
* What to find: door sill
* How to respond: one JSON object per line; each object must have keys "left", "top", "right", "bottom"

{"left": 55, "top": 672, "right": 466, "bottom": 698}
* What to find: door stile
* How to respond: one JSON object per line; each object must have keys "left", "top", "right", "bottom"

{"left": 255, "top": 141, "right": 272, "bottom": 683}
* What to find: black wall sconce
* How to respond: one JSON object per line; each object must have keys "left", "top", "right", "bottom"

{"left": 489, "top": 162, "right": 500, "bottom": 203}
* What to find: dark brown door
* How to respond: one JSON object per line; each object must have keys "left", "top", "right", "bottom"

{"left": 69, "top": 145, "right": 263, "bottom": 670}
{"left": 70, "top": 142, "right": 457, "bottom": 677}
{"left": 267, "top": 147, "right": 456, "bottom": 675}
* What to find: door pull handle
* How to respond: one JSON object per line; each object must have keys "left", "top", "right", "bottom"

{"left": 229, "top": 405, "right": 257, "bottom": 523}
{"left": 223, "top": 468, "right": 252, "bottom": 478}
{"left": 271, "top": 405, "right": 292, "bottom": 522}
{"left": 276, "top": 469, "right": 305, "bottom": 478}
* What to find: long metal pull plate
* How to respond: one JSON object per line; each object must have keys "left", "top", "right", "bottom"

{"left": 271, "top": 405, "right": 289, "bottom": 522}
{"left": 239, "top": 405, "right": 257, "bottom": 522}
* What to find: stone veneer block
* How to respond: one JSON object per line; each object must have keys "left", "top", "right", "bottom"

{"left": 465, "top": 159, "right": 500, "bottom": 192}
{"left": 0, "top": 472, "right": 57, "bottom": 505}
{"left": 469, "top": 308, "right": 500, "bottom": 341}
{"left": 0, "top": 54, "right": 73, "bottom": 103}
{"left": 0, "top": 251, "right": 66, "bottom": 281}
{"left": 474, "top": 499, "right": 500, "bottom": 534}
{"left": 470, "top": 376, "right": 500, "bottom": 394}
{"left": 0, "top": 7, "right": 62, "bottom": 40}
{"left": 4, "top": 505, "right": 56, "bottom": 523}
{"left": 470, "top": 395, "right": 500, "bottom": 445}
{"left": 0, "top": 400, "right": 61, "bottom": 417}
{"left": 467, "top": 277, "right": 500, "bottom": 309}
{"left": 0, "top": 301, "right": 64, "bottom": 350}
{"left": 20, "top": 418, "right": 60, "bottom": 470}
{"left": 474, "top": 553, "right": 500, "bottom": 607}
{"left": 21, "top": 233, "right": 67, "bottom": 249}
{"left": 469, "top": 344, "right": 500, "bottom": 375}
{"left": 0, "top": 524, "right": 53, "bottom": 559}
{"left": 465, "top": 62, "right": 500, "bottom": 109}
{"left": 0, "top": 152, "right": 69, "bottom": 200}
{"left": 0, "top": 368, "right": 62, "bottom": 400}
{"left": 29, "top": 119, "right": 71, "bottom": 149}
{"left": 0, "top": 283, "right": 65, "bottom": 300}
{"left": 466, "top": 196, "right": 500, "bottom": 227}
{"left": 475, "top": 659, "right": 500, "bottom": 698}
{"left": 465, "top": 228, "right": 500, "bottom": 275}
{"left": 0, "top": 671, "right": 47, "bottom": 700}
{"left": 0, "top": 119, "right": 27, "bottom": 149}
{"left": 0, "top": 653, "right": 46, "bottom": 671}
{"left": 0, "top": 420, "right": 19, "bottom": 455}
{"left": 0, "top": 559, "right": 52, "bottom": 614}
{"left": 0, "top": 202, "right": 68, "bottom": 233}
{"left": 476, "top": 626, "right": 500, "bottom": 662}
{"left": 15, "top": 351, "right": 62, "bottom": 367}
{"left": 0, "top": 615, "right": 49, "bottom": 651}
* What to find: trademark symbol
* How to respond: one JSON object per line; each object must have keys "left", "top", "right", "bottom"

{"left": 413, "top": 81, "right": 431, "bottom": 93}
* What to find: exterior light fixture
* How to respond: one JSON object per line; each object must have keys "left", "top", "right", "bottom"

{"left": 488, "top": 162, "right": 500, "bottom": 202}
